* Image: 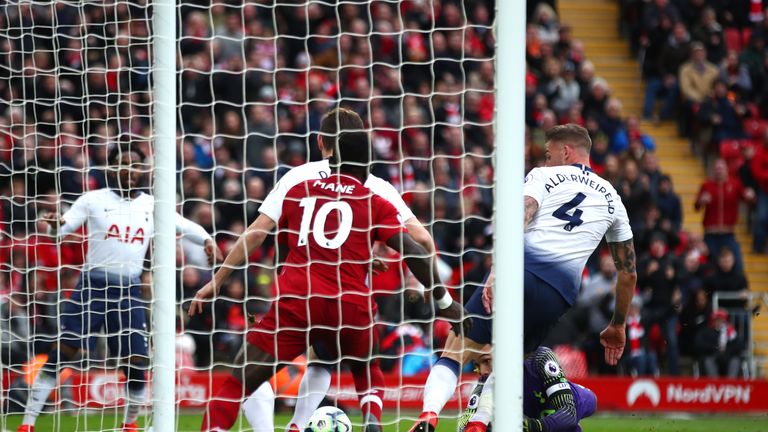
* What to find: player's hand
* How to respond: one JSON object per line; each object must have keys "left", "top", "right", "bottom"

{"left": 437, "top": 301, "right": 472, "bottom": 336}
{"left": 482, "top": 283, "right": 493, "bottom": 314}
{"left": 40, "top": 212, "right": 65, "bottom": 229}
{"left": 189, "top": 281, "right": 217, "bottom": 317}
{"left": 600, "top": 323, "right": 626, "bottom": 366}
{"left": 699, "top": 192, "right": 712, "bottom": 205}
{"left": 204, "top": 239, "right": 223, "bottom": 266}
{"left": 371, "top": 258, "right": 389, "bottom": 274}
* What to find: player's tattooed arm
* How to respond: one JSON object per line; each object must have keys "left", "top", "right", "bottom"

{"left": 524, "top": 196, "right": 539, "bottom": 229}
{"left": 608, "top": 239, "right": 636, "bottom": 274}
{"left": 607, "top": 238, "right": 637, "bottom": 326}
{"left": 600, "top": 238, "right": 638, "bottom": 365}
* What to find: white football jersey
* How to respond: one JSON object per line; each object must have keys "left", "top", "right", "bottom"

{"left": 59, "top": 189, "right": 211, "bottom": 278}
{"left": 524, "top": 164, "right": 633, "bottom": 304}
{"left": 258, "top": 159, "right": 416, "bottom": 223}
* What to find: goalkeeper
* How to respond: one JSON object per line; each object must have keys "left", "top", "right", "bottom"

{"left": 460, "top": 347, "right": 597, "bottom": 432}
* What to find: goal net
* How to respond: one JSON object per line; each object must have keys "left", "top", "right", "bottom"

{"left": 0, "top": 0, "right": 495, "bottom": 430}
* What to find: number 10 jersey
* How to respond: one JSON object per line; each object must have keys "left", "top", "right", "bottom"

{"left": 277, "top": 173, "right": 405, "bottom": 306}
{"left": 523, "top": 164, "right": 633, "bottom": 304}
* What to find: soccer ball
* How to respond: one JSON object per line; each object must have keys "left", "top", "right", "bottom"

{"left": 305, "top": 406, "right": 353, "bottom": 432}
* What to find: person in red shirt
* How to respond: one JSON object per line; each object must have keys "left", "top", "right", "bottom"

{"left": 694, "top": 158, "right": 755, "bottom": 271}
{"left": 750, "top": 135, "right": 768, "bottom": 253}
{"left": 190, "top": 129, "right": 468, "bottom": 432}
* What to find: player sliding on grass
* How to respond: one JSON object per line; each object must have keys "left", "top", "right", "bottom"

{"left": 458, "top": 348, "right": 597, "bottom": 432}
{"left": 190, "top": 110, "right": 469, "bottom": 432}
{"left": 17, "top": 142, "right": 221, "bottom": 432}
{"left": 410, "top": 124, "right": 638, "bottom": 432}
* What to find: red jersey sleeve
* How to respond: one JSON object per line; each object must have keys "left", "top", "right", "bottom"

{"left": 372, "top": 195, "right": 406, "bottom": 243}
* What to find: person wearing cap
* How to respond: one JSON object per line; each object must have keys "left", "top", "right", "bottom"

{"left": 695, "top": 309, "right": 744, "bottom": 378}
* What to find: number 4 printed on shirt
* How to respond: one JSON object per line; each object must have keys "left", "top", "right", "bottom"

{"left": 552, "top": 192, "right": 586, "bottom": 232}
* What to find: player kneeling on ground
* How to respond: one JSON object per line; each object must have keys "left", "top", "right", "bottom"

{"left": 459, "top": 348, "right": 596, "bottom": 432}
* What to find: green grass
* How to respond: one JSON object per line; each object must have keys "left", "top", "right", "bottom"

{"left": 3, "top": 413, "right": 768, "bottom": 431}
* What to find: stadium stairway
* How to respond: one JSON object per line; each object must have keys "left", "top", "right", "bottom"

{"left": 559, "top": 0, "right": 768, "bottom": 376}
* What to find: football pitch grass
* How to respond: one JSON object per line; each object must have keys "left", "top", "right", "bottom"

{"left": 3, "top": 413, "right": 768, "bottom": 431}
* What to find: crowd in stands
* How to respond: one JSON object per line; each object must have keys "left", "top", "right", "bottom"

{"left": 0, "top": 1, "right": 494, "bottom": 373}
{"left": 0, "top": 0, "right": 759, "bottom": 379}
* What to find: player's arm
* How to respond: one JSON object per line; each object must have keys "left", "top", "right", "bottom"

{"left": 524, "top": 196, "right": 539, "bottom": 229}
{"left": 385, "top": 232, "right": 471, "bottom": 335}
{"left": 601, "top": 238, "right": 638, "bottom": 365}
{"left": 189, "top": 213, "right": 275, "bottom": 316}
{"left": 524, "top": 348, "right": 578, "bottom": 432}
{"left": 43, "top": 193, "right": 89, "bottom": 236}
{"left": 175, "top": 212, "right": 222, "bottom": 265}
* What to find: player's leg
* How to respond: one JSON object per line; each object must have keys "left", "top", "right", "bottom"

{"left": 333, "top": 299, "right": 388, "bottom": 432}
{"left": 204, "top": 298, "right": 307, "bottom": 431}
{"left": 412, "top": 284, "right": 490, "bottom": 432}
{"left": 20, "top": 275, "right": 101, "bottom": 430}
{"left": 242, "top": 381, "right": 275, "bottom": 432}
{"left": 284, "top": 347, "right": 332, "bottom": 431}
{"left": 242, "top": 351, "right": 331, "bottom": 432}
{"left": 523, "top": 270, "right": 570, "bottom": 354}
{"left": 116, "top": 280, "right": 150, "bottom": 431}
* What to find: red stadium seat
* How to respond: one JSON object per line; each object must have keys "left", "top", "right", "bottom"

{"left": 725, "top": 27, "right": 743, "bottom": 52}
{"left": 742, "top": 27, "right": 753, "bottom": 47}
{"left": 743, "top": 118, "right": 768, "bottom": 139}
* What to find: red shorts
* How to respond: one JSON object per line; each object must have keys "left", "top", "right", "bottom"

{"left": 247, "top": 297, "right": 378, "bottom": 362}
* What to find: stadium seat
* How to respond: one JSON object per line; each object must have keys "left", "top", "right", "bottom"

{"left": 724, "top": 28, "right": 742, "bottom": 52}
{"left": 743, "top": 118, "right": 768, "bottom": 139}
{"left": 742, "top": 28, "right": 753, "bottom": 48}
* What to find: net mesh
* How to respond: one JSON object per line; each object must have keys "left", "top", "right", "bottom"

{"left": 0, "top": 1, "right": 494, "bottom": 429}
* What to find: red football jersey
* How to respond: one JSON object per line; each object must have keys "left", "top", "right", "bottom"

{"left": 277, "top": 173, "right": 405, "bottom": 306}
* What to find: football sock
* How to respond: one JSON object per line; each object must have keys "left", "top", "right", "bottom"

{"left": 243, "top": 381, "right": 275, "bottom": 432}
{"left": 353, "top": 363, "right": 384, "bottom": 423}
{"left": 288, "top": 364, "right": 332, "bottom": 430}
{"left": 422, "top": 357, "right": 460, "bottom": 415}
{"left": 124, "top": 365, "right": 147, "bottom": 425}
{"left": 22, "top": 370, "right": 57, "bottom": 426}
{"left": 470, "top": 373, "right": 493, "bottom": 425}
{"left": 201, "top": 375, "right": 243, "bottom": 431}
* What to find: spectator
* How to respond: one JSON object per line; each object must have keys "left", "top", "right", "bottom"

{"left": 679, "top": 42, "right": 719, "bottom": 135}
{"left": 627, "top": 296, "right": 660, "bottom": 377}
{"left": 694, "top": 158, "right": 755, "bottom": 271}
{"left": 696, "top": 309, "right": 744, "bottom": 378}
{"left": 616, "top": 159, "right": 653, "bottom": 231}
{"left": 719, "top": 50, "right": 752, "bottom": 96}
{"left": 703, "top": 246, "right": 750, "bottom": 310}
{"left": 655, "top": 175, "right": 683, "bottom": 232}
{"left": 642, "top": 20, "right": 686, "bottom": 120}
{"left": 679, "top": 287, "right": 713, "bottom": 358}
{"left": 676, "top": 250, "right": 711, "bottom": 305}
{"left": 692, "top": 7, "right": 726, "bottom": 64}
{"left": 697, "top": 79, "right": 748, "bottom": 144}
{"left": 751, "top": 132, "right": 768, "bottom": 253}
{"left": 638, "top": 233, "right": 682, "bottom": 375}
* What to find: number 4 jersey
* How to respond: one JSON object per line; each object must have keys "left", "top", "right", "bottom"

{"left": 277, "top": 173, "right": 406, "bottom": 306}
{"left": 524, "top": 164, "right": 633, "bottom": 304}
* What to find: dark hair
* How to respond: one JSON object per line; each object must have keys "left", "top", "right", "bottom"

{"left": 330, "top": 131, "right": 370, "bottom": 176}
{"left": 545, "top": 123, "right": 592, "bottom": 153}
{"left": 108, "top": 141, "right": 147, "bottom": 165}
{"left": 319, "top": 107, "right": 365, "bottom": 153}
